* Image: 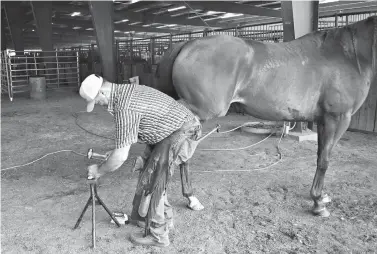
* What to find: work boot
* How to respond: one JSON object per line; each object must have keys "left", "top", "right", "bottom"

{"left": 136, "top": 219, "right": 174, "bottom": 231}
{"left": 130, "top": 232, "right": 170, "bottom": 247}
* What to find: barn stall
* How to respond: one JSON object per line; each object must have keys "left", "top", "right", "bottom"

{"left": 1, "top": 1, "right": 377, "bottom": 253}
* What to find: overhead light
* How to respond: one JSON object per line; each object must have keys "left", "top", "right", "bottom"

{"left": 320, "top": 0, "right": 339, "bottom": 3}
{"left": 167, "top": 6, "right": 186, "bottom": 12}
{"left": 165, "top": 24, "right": 176, "bottom": 27}
{"left": 86, "top": 28, "right": 94, "bottom": 30}
{"left": 114, "top": 30, "right": 121, "bottom": 33}
{"left": 70, "top": 12, "right": 81, "bottom": 17}
{"left": 114, "top": 19, "right": 129, "bottom": 24}
{"left": 203, "top": 17, "right": 222, "bottom": 21}
{"left": 32, "top": 29, "right": 35, "bottom": 31}
{"left": 206, "top": 11, "right": 225, "bottom": 15}
{"left": 129, "top": 22, "right": 141, "bottom": 25}
{"left": 73, "top": 26, "right": 81, "bottom": 29}
{"left": 131, "top": 0, "right": 140, "bottom": 3}
{"left": 221, "top": 13, "right": 243, "bottom": 19}
{"left": 142, "top": 24, "right": 151, "bottom": 27}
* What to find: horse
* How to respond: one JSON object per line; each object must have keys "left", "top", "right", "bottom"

{"left": 152, "top": 16, "right": 377, "bottom": 217}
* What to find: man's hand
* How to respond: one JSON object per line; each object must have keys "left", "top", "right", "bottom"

{"left": 105, "top": 151, "right": 112, "bottom": 160}
{"left": 87, "top": 164, "right": 101, "bottom": 179}
{"left": 131, "top": 156, "right": 145, "bottom": 172}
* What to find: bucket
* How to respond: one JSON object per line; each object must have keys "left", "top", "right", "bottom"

{"left": 29, "top": 76, "right": 46, "bottom": 100}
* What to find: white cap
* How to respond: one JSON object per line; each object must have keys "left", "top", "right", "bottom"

{"left": 79, "top": 74, "right": 103, "bottom": 112}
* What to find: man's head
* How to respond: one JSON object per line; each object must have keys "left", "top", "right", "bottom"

{"left": 79, "top": 74, "right": 111, "bottom": 112}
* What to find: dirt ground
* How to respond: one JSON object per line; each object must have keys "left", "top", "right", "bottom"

{"left": 1, "top": 90, "right": 377, "bottom": 254}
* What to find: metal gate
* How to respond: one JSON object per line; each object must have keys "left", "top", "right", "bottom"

{"left": 1, "top": 50, "right": 80, "bottom": 100}
{"left": 1, "top": 51, "right": 12, "bottom": 100}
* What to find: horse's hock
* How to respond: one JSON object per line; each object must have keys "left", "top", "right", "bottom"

{"left": 29, "top": 76, "right": 47, "bottom": 100}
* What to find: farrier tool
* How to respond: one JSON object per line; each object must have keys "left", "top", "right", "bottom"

{"left": 73, "top": 149, "right": 121, "bottom": 249}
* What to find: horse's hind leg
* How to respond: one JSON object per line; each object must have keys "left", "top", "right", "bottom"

{"left": 310, "top": 112, "right": 352, "bottom": 217}
{"left": 180, "top": 161, "right": 204, "bottom": 211}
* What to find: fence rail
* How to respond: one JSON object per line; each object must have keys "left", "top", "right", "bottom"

{"left": 1, "top": 50, "right": 80, "bottom": 100}
{"left": 114, "top": 11, "right": 377, "bottom": 67}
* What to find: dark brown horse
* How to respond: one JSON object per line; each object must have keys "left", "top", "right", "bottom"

{"left": 153, "top": 16, "right": 377, "bottom": 217}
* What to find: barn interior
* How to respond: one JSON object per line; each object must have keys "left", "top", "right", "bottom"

{"left": 1, "top": 1, "right": 377, "bottom": 253}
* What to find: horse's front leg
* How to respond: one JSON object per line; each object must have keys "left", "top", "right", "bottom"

{"left": 310, "top": 112, "right": 351, "bottom": 217}
{"left": 180, "top": 161, "right": 204, "bottom": 211}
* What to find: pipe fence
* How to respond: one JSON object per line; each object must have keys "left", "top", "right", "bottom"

{"left": 115, "top": 12, "right": 377, "bottom": 68}
{"left": 1, "top": 50, "right": 80, "bottom": 100}
{"left": 15, "top": 11, "right": 372, "bottom": 89}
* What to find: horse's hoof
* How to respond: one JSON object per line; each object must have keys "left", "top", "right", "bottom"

{"left": 321, "top": 194, "right": 332, "bottom": 203}
{"left": 312, "top": 207, "right": 330, "bottom": 217}
{"left": 188, "top": 196, "right": 204, "bottom": 211}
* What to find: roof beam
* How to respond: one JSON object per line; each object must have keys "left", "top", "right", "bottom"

{"left": 114, "top": 9, "right": 222, "bottom": 28}
{"left": 178, "top": 1, "right": 282, "bottom": 18}
{"left": 50, "top": 2, "right": 224, "bottom": 28}
{"left": 21, "top": 26, "right": 154, "bottom": 39}
{"left": 49, "top": 17, "right": 176, "bottom": 34}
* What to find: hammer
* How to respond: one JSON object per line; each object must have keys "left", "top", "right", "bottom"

{"left": 87, "top": 148, "right": 108, "bottom": 160}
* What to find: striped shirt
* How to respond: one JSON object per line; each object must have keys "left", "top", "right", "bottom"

{"left": 108, "top": 83, "right": 195, "bottom": 148}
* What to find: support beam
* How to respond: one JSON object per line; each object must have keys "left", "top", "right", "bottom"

{"left": 292, "top": 1, "right": 319, "bottom": 38}
{"left": 4, "top": 2, "right": 26, "bottom": 54}
{"left": 180, "top": 1, "right": 282, "bottom": 18}
{"left": 30, "top": 1, "right": 53, "bottom": 51}
{"left": 89, "top": 1, "right": 116, "bottom": 82}
{"left": 1, "top": 8, "right": 7, "bottom": 51}
{"left": 281, "top": 1, "right": 295, "bottom": 42}
{"left": 282, "top": 0, "right": 319, "bottom": 135}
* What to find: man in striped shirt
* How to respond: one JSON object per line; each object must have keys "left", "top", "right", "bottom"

{"left": 79, "top": 74, "right": 204, "bottom": 247}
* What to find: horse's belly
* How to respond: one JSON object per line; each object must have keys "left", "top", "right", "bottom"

{"left": 239, "top": 96, "right": 320, "bottom": 121}
{"left": 238, "top": 70, "right": 323, "bottom": 121}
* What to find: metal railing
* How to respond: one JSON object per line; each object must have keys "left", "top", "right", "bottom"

{"left": 1, "top": 50, "right": 80, "bottom": 100}
{"left": 52, "top": 12, "right": 377, "bottom": 83}
{"left": 114, "top": 11, "right": 377, "bottom": 67}
{"left": 1, "top": 51, "right": 12, "bottom": 101}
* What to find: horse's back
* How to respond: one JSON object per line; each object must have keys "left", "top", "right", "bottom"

{"left": 163, "top": 22, "right": 376, "bottom": 121}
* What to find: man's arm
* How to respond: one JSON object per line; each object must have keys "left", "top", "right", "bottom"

{"left": 88, "top": 145, "right": 130, "bottom": 178}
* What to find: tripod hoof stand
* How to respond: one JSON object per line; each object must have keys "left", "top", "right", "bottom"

{"left": 73, "top": 177, "right": 121, "bottom": 248}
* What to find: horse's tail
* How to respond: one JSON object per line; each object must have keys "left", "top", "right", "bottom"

{"left": 154, "top": 41, "right": 189, "bottom": 99}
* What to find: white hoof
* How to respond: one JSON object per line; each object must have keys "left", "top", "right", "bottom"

{"left": 321, "top": 194, "right": 332, "bottom": 204}
{"left": 188, "top": 196, "right": 204, "bottom": 211}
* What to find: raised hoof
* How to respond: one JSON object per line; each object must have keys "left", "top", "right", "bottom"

{"left": 321, "top": 194, "right": 332, "bottom": 204}
{"left": 312, "top": 207, "right": 331, "bottom": 217}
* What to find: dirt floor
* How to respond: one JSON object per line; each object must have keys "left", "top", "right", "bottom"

{"left": 1, "top": 89, "right": 377, "bottom": 254}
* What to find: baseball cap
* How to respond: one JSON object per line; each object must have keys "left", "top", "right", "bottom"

{"left": 79, "top": 74, "right": 103, "bottom": 112}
